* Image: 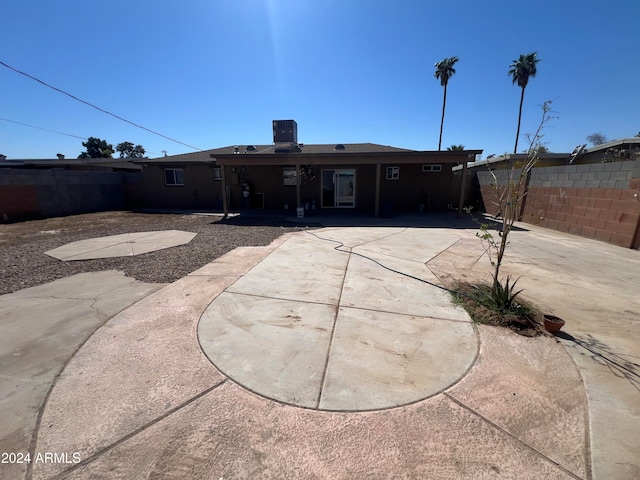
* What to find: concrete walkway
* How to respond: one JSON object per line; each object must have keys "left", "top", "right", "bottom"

{"left": 1, "top": 215, "right": 638, "bottom": 479}
{"left": 0, "top": 272, "right": 164, "bottom": 480}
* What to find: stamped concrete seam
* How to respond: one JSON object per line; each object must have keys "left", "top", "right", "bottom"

{"left": 46, "top": 379, "right": 229, "bottom": 480}
{"left": 304, "top": 227, "right": 408, "bottom": 250}
{"left": 218, "top": 290, "right": 339, "bottom": 308}
{"left": 23, "top": 281, "right": 167, "bottom": 480}
{"left": 423, "top": 237, "right": 465, "bottom": 264}
{"left": 316, "top": 249, "right": 352, "bottom": 409}
{"left": 338, "top": 304, "right": 473, "bottom": 324}
{"left": 444, "top": 393, "right": 584, "bottom": 480}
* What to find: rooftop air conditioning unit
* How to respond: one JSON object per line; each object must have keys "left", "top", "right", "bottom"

{"left": 273, "top": 120, "right": 297, "bottom": 144}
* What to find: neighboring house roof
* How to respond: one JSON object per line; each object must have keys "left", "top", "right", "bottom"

{"left": 0, "top": 158, "right": 141, "bottom": 171}
{"left": 583, "top": 138, "right": 640, "bottom": 154}
{"left": 137, "top": 150, "right": 218, "bottom": 164}
{"left": 453, "top": 153, "right": 570, "bottom": 172}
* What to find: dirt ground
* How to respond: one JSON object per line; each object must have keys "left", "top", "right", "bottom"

{"left": 0, "top": 211, "right": 303, "bottom": 295}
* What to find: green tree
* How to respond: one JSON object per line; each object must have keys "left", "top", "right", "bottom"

{"left": 509, "top": 52, "right": 540, "bottom": 154}
{"left": 78, "top": 137, "right": 114, "bottom": 158}
{"left": 535, "top": 144, "right": 550, "bottom": 154}
{"left": 116, "top": 141, "right": 146, "bottom": 158}
{"left": 447, "top": 144, "right": 465, "bottom": 151}
{"left": 586, "top": 132, "right": 607, "bottom": 145}
{"left": 434, "top": 56, "right": 459, "bottom": 151}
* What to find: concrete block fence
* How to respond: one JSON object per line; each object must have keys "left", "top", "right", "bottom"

{"left": 0, "top": 169, "right": 140, "bottom": 222}
{"left": 477, "top": 160, "right": 640, "bottom": 249}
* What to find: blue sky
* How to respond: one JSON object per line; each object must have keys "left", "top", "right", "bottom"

{"left": 1, "top": 0, "right": 638, "bottom": 159}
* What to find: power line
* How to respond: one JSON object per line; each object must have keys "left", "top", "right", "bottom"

{"left": 0, "top": 117, "right": 165, "bottom": 157}
{"left": 0, "top": 60, "right": 203, "bottom": 151}
{"left": 0, "top": 117, "right": 87, "bottom": 140}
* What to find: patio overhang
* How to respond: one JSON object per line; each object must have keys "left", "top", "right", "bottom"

{"left": 210, "top": 150, "right": 482, "bottom": 218}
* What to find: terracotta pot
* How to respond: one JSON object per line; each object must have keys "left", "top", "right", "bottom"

{"left": 543, "top": 314, "right": 565, "bottom": 334}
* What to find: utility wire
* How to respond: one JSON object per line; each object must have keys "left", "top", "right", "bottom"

{"left": 0, "top": 117, "right": 165, "bottom": 158}
{"left": 0, "top": 117, "right": 86, "bottom": 140}
{"left": 0, "top": 60, "right": 203, "bottom": 151}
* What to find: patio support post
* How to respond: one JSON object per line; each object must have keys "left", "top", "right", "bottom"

{"left": 457, "top": 157, "right": 469, "bottom": 219}
{"left": 295, "top": 163, "right": 301, "bottom": 208}
{"left": 374, "top": 162, "right": 381, "bottom": 218}
{"left": 220, "top": 164, "right": 229, "bottom": 218}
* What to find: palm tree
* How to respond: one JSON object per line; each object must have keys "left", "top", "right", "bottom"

{"left": 434, "top": 56, "right": 459, "bottom": 151}
{"left": 509, "top": 52, "right": 540, "bottom": 154}
{"left": 446, "top": 144, "right": 465, "bottom": 151}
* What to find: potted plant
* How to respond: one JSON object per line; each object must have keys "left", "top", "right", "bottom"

{"left": 543, "top": 314, "right": 565, "bottom": 334}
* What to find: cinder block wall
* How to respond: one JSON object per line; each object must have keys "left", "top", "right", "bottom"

{"left": 0, "top": 169, "right": 136, "bottom": 222}
{"left": 522, "top": 161, "right": 639, "bottom": 248}
{"left": 476, "top": 170, "right": 528, "bottom": 217}
{"left": 475, "top": 160, "right": 640, "bottom": 249}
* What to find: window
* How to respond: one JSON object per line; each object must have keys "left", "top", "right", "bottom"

{"left": 164, "top": 168, "right": 184, "bottom": 186}
{"left": 283, "top": 167, "right": 297, "bottom": 186}
{"left": 422, "top": 164, "right": 442, "bottom": 172}
{"left": 213, "top": 167, "right": 222, "bottom": 181}
{"left": 386, "top": 166, "right": 399, "bottom": 180}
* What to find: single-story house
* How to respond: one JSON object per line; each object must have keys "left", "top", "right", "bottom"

{"left": 134, "top": 120, "right": 482, "bottom": 217}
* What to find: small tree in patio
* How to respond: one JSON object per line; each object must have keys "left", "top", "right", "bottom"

{"left": 469, "top": 100, "right": 555, "bottom": 310}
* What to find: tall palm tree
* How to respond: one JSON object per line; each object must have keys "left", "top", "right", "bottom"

{"left": 434, "top": 56, "right": 459, "bottom": 151}
{"left": 509, "top": 52, "right": 540, "bottom": 154}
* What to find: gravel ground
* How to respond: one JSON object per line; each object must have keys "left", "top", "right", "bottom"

{"left": 0, "top": 211, "right": 307, "bottom": 295}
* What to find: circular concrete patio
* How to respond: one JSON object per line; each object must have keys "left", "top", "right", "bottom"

{"left": 198, "top": 231, "right": 478, "bottom": 411}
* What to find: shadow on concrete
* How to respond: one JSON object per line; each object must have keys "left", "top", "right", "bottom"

{"left": 557, "top": 331, "right": 640, "bottom": 393}
{"left": 212, "top": 210, "right": 530, "bottom": 231}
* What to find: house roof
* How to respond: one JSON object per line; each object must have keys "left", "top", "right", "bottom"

{"left": 583, "top": 138, "right": 640, "bottom": 154}
{"left": 139, "top": 143, "right": 415, "bottom": 164}
{"left": 453, "top": 152, "right": 570, "bottom": 172}
{"left": 0, "top": 158, "right": 142, "bottom": 171}
{"left": 140, "top": 143, "right": 482, "bottom": 166}
{"left": 209, "top": 143, "right": 415, "bottom": 155}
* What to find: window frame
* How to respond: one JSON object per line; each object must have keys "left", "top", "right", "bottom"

{"left": 386, "top": 166, "right": 400, "bottom": 180}
{"left": 164, "top": 168, "right": 185, "bottom": 186}
{"left": 213, "top": 167, "right": 222, "bottom": 181}
{"left": 283, "top": 167, "right": 297, "bottom": 186}
{"left": 422, "top": 164, "right": 443, "bottom": 172}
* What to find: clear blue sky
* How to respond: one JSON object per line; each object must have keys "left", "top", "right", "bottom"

{"left": 2, "top": 0, "right": 638, "bottom": 159}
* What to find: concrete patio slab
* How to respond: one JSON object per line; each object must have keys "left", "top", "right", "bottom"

{"left": 44, "top": 230, "right": 197, "bottom": 260}
{"left": 199, "top": 292, "right": 336, "bottom": 409}
{"left": 319, "top": 307, "right": 477, "bottom": 411}
{"left": 0, "top": 271, "right": 163, "bottom": 480}
{"left": 448, "top": 324, "right": 589, "bottom": 479}
{"left": 226, "top": 235, "right": 348, "bottom": 304}
{"left": 5, "top": 215, "right": 637, "bottom": 479}
{"left": 341, "top": 254, "right": 469, "bottom": 320}
{"left": 199, "top": 227, "right": 477, "bottom": 412}
{"left": 43, "top": 358, "right": 581, "bottom": 480}
{"left": 31, "top": 274, "right": 234, "bottom": 479}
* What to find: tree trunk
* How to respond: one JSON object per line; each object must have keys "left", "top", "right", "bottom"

{"left": 514, "top": 86, "right": 525, "bottom": 154}
{"left": 438, "top": 83, "right": 447, "bottom": 151}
